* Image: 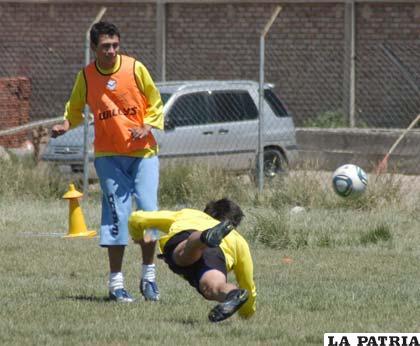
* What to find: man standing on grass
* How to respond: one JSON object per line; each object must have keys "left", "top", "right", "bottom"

{"left": 128, "top": 198, "right": 256, "bottom": 322}
{"left": 52, "top": 21, "right": 163, "bottom": 303}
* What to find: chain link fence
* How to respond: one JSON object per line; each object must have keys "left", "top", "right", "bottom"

{"left": 357, "top": 42, "right": 420, "bottom": 128}
{"left": 0, "top": 1, "right": 419, "bottom": 193}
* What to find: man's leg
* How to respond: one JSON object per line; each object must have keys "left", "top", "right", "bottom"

{"left": 107, "top": 245, "right": 133, "bottom": 302}
{"left": 108, "top": 245, "right": 125, "bottom": 273}
{"left": 172, "top": 232, "right": 205, "bottom": 267}
{"left": 172, "top": 221, "right": 234, "bottom": 267}
{"left": 199, "top": 270, "right": 249, "bottom": 323}
{"left": 132, "top": 156, "right": 160, "bottom": 301}
{"left": 170, "top": 224, "right": 247, "bottom": 321}
{"left": 95, "top": 157, "right": 134, "bottom": 303}
{"left": 198, "top": 269, "right": 237, "bottom": 302}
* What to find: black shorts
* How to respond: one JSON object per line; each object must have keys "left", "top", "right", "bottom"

{"left": 161, "top": 231, "right": 227, "bottom": 295}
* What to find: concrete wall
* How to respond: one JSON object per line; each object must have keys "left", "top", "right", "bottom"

{"left": 296, "top": 127, "right": 420, "bottom": 174}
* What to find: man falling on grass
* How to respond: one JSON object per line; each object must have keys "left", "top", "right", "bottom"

{"left": 128, "top": 198, "right": 256, "bottom": 322}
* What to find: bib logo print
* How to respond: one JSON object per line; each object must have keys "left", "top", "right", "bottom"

{"left": 106, "top": 79, "right": 117, "bottom": 91}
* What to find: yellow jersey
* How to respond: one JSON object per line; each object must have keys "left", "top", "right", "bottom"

{"left": 128, "top": 208, "right": 257, "bottom": 318}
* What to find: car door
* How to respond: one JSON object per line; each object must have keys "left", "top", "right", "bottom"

{"left": 156, "top": 91, "right": 219, "bottom": 166}
{"left": 206, "top": 89, "right": 259, "bottom": 170}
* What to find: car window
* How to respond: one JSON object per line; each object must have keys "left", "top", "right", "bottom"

{"left": 209, "top": 90, "right": 258, "bottom": 123}
{"left": 160, "top": 93, "right": 172, "bottom": 105}
{"left": 264, "top": 89, "right": 289, "bottom": 117}
{"left": 167, "top": 92, "right": 209, "bottom": 126}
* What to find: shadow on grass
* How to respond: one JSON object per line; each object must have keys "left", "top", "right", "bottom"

{"left": 61, "top": 295, "right": 111, "bottom": 303}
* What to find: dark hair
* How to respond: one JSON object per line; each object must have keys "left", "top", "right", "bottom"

{"left": 204, "top": 198, "right": 244, "bottom": 228}
{"left": 90, "top": 21, "right": 120, "bottom": 46}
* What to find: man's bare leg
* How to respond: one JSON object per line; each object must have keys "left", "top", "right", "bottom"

{"left": 172, "top": 232, "right": 206, "bottom": 267}
{"left": 108, "top": 246, "right": 134, "bottom": 302}
{"left": 200, "top": 270, "right": 249, "bottom": 322}
{"left": 138, "top": 238, "right": 159, "bottom": 301}
{"left": 172, "top": 221, "right": 234, "bottom": 267}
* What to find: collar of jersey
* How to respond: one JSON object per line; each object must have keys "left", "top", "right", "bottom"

{"left": 95, "top": 54, "right": 121, "bottom": 75}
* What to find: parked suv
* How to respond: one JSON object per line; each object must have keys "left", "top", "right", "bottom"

{"left": 42, "top": 80, "right": 298, "bottom": 177}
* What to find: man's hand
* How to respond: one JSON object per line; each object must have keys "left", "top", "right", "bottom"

{"left": 51, "top": 120, "right": 70, "bottom": 138}
{"left": 129, "top": 124, "right": 152, "bottom": 140}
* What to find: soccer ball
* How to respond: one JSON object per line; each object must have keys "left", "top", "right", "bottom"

{"left": 332, "top": 164, "right": 368, "bottom": 198}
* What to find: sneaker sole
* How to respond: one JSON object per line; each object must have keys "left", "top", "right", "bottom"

{"left": 108, "top": 296, "right": 135, "bottom": 303}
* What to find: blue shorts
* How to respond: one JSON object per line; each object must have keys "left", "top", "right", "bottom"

{"left": 94, "top": 155, "right": 159, "bottom": 246}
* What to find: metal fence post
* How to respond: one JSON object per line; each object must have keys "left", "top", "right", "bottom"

{"left": 258, "top": 6, "right": 282, "bottom": 193}
{"left": 343, "top": 0, "right": 356, "bottom": 127}
{"left": 156, "top": 0, "right": 166, "bottom": 82}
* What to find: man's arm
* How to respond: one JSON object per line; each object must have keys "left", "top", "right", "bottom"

{"left": 51, "top": 71, "right": 86, "bottom": 138}
{"left": 233, "top": 236, "right": 257, "bottom": 318}
{"left": 134, "top": 61, "right": 164, "bottom": 131}
{"left": 128, "top": 210, "right": 178, "bottom": 242}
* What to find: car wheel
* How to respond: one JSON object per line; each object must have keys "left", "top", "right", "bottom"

{"left": 264, "top": 149, "right": 287, "bottom": 178}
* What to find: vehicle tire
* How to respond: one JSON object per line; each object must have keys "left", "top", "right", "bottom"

{"left": 263, "top": 148, "right": 288, "bottom": 178}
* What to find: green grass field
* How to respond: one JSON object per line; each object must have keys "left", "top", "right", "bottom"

{"left": 1, "top": 161, "right": 420, "bottom": 345}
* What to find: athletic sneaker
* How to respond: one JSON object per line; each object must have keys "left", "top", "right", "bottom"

{"left": 140, "top": 279, "right": 160, "bottom": 301}
{"left": 200, "top": 220, "right": 234, "bottom": 248}
{"left": 109, "top": 288, "right": 135, "bottom": 303}
{"left": 208, "top": 289, "right": 249, "bottom": 322}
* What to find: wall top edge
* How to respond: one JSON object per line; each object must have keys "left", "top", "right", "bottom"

{"left": 0, "top": 0, "right": 418, "bottom": 4}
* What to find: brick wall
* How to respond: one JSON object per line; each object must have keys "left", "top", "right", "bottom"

{"left": 0, "top": 2, "right": 157, "bottom": 120}
{"left": 165, "top": 3, "right": 346, "bottom": 124}
{"left": 0, "top": 77, "right": 31, "bottom": 147}
{"left": 0, "top": 1, "right": 418, "bottom": 128}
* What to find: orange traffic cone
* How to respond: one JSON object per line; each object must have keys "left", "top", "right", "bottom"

{"left": 62, "top": 184, "right": 97, "bottom": 238}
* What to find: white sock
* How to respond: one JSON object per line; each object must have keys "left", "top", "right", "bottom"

{"left": 108, "top": 272, "right": 124, "bottom": 293}
{"left": 142, "top": 264, "right": 156, "bottom": 282}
